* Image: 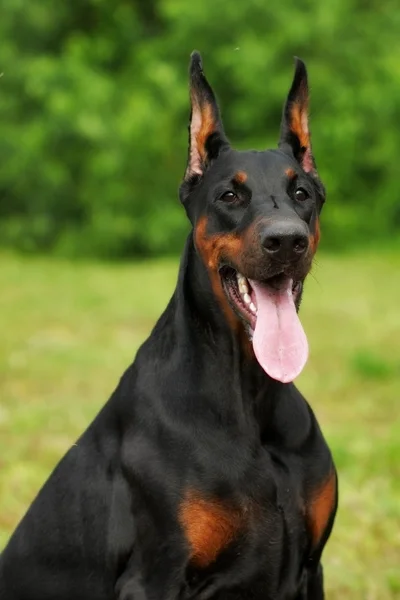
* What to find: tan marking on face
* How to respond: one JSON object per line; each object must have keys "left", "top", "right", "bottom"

{"left": 285, "top": 167, "right": 297, "bottom": 179}
{"left": 179, "top": 491, "right": 243, "bottom": 567}
{"left": 233, "top": 171, "right": 248, "bottom": 185}
{"left": 194, "top": 216, "right": 244, "bottom": 332}
{"left": 307, "top": 470, "right": 337, "bottom": 549}
{"left": 194, "top": 217, "right": 261, "bottom": 356}
{"left": 309, "top": 217, "right": 320, "bottom": 254}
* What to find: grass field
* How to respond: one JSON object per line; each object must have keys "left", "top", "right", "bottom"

{"left": 0, "top": 251, "right": 399, "bottom": 598}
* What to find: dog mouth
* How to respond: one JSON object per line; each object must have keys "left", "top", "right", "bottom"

{"left": 220, "top": 268, "right": 302, "bottom": 328}
{"left": 220, "top": 267, "right": 308, "bottom": 384}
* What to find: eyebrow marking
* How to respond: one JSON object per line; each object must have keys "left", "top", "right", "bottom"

{"left": 285, "top": 167, "right": 297, "bottom": 180}
{"left": 233, "top": 171, "right": 248, "bottom": 185}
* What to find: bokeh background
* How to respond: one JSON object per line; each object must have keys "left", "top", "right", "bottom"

{"left": 0, "top": 1, "right": 399, "bottom": 598}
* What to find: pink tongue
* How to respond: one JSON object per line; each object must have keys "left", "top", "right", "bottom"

{"left": 249, "top": 279, "right": 308, "bottom": 383}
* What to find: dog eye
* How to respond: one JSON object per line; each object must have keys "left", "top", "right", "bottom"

{"left": 219, "top": 190, "right": 238, "bottom": 204}
{"left": 295, "top": 188, "right": 309, "bottom": 202}
{"left": 220, "top": 191, "right": 238, "bottom": 202}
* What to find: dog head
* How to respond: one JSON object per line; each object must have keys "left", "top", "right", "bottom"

{"left": 179, "top": 52, "right": 325, "bottom": 383}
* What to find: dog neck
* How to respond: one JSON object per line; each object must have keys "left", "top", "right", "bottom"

{"left": 173, "top": 233, "right": 275, "bottom": 395}
{"left": 134, "top": 232, "right": 286, "bottom": 434}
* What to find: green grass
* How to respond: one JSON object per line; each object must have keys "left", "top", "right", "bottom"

{"left": 0, "top": 251, "right": 399, "bottom": 599}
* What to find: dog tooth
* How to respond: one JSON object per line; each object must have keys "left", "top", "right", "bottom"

{"left": 243, "top": 293, "right": 251, "bottom": 304}
{"left": 239, "top": 282, "right": 249, "bottom": 294}
{"left": 249, "top": 302, "right": 256, "bottom": 313}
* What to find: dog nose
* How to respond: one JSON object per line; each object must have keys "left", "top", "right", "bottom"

{"left": 261, "top": 221, "right": 309, "bottom": 260}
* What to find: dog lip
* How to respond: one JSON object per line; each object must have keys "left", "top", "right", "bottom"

{"left": 260, "top": 272, "right": 288, "bottom": 291}
{"left": 219, "top": 267, "right": 257, "bottom": 327}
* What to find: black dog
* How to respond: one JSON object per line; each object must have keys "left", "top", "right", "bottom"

{"left": 0, "top": 52, "right": 337, "bottom": 600}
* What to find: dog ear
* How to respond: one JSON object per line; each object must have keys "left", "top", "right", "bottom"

{"left": 279, "top": 58, "right": 316, "bottom": 174}
{"left": 184, "top": 51, "right": 229, "bottom": 181}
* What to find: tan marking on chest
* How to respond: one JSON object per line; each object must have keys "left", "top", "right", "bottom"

{"left": 307, "top": 470, "right": 337, "bottom": 549}
{"left": 179, "top": 491, "right": 244, "bottom": 567}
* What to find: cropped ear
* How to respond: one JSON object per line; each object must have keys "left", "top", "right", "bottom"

{"left": 279, "top": 58, "right": 315, "bottom": 174}
{"left": 184, "top": 51, "right": 229, "bottom": 181}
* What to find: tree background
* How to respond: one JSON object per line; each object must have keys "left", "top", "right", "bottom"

{"left": 1, "top": 0, "right": 400, "bottom": 258}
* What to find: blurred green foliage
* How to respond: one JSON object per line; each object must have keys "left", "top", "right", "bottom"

{"left": 1, "top": 0, "right": 400, "bottom": 257}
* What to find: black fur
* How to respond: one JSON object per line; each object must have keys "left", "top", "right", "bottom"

{"left": 0, "top": 53, "right": 337, "bottom": 600}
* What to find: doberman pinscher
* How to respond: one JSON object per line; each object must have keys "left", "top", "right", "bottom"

{"left": 0, "top": 52, "right": 337, "bottom": 600}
